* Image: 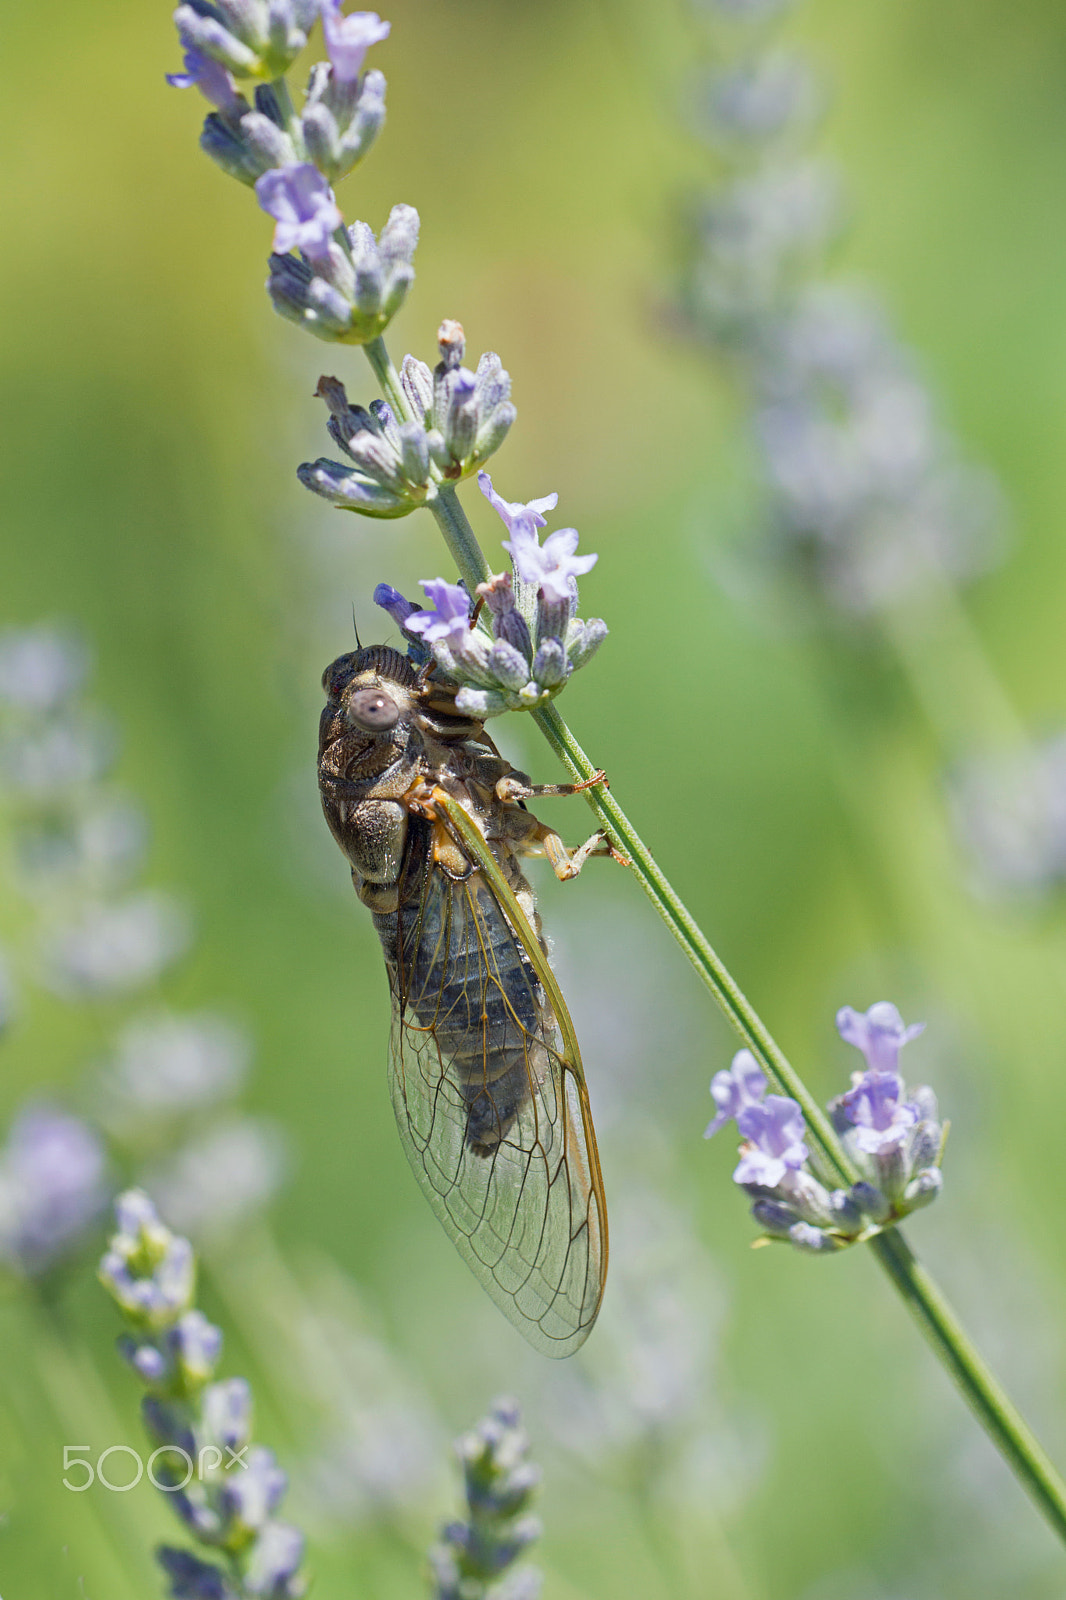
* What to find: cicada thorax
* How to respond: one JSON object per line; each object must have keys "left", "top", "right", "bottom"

{"left": 376, "top": 808, "right": 554, "bottom": 1158}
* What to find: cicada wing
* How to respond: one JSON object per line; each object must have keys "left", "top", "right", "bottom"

{"left": 385, "top": 863, "right": 607, "bottom": 1358}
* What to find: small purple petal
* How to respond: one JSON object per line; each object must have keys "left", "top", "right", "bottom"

{"left": 704, "top": 1048, "right": 767, "bottom": 1138}
{"left": 836, "top": 1068, "right": 919, "bottom": 1156}
{"left": 374, "top": 583, "right": 419, "bottom": 628}
{"left": 255, "top": 164, "right": 341, "bottom": 264}
{"left": 320, "top": 3, "right": 391, "bottom": 85}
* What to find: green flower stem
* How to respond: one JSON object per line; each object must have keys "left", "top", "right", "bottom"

{"left": 423, "top": 477, "right": 1066, "bottom": 1549}
{"left": 363, "top": 336, "right": 410, "bottom": 424}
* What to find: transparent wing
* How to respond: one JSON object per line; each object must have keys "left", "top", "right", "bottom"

{"left": 385, "top": 845, "right": 607, "bottom": 1358}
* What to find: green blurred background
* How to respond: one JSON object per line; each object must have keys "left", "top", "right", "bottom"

{"left": 4, "top": 0, "right": 1066, "bottom": 1596}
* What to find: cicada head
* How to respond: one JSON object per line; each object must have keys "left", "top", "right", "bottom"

{"left": 318, "top": 646, "right": 419, "bottom": 785}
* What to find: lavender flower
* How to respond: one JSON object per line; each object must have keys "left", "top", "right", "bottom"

{"left": 704, "top": 1048, "right": 767, "bottom": 1136}
{"left": 145, "top": 1116, "right": 288, "bottom": 1242}
{"left": 835, "top": 1001, "right": 925, "bottom": 1075}
{"left": 428, "top": 1400, "right": 542, "bottom": 1600}
{"left": 41, "top": 890, "right": 192, "bottom": 997}
{"left": 256, "top": 165, "right": 341, "bottom": 263}
{"left": 405, "top": 580, "right": 474, "bottom": 651}
{"left": 733, "top": 1095, "right": 807, "bottom": 1186}
{"left": 705, "top": 1003, "right": 944, "bottom": 1248}
{"left": 0, "top": 1105, "right": 109, "bottom": 1276}
{"left": 0, "top": 624, "right": 88, "bottom": 712}
{"left": 100, "top": 1192, "right": 306, "bottom": 1598}
{"left": 949, "top": 733, "right": 1066, "bottom": 897}
{"left": 101, "top": 1011, "right": 251, "bottom": 1126}
{"left": 319, "top": 3, "right": 390, "bottom": 84}
{"left": 300, "top": 58, "right": 387, "bottom": 182}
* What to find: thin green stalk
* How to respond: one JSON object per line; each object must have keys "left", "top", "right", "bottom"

{"left": 416, "top": 463, "right": 1066, "bottom": 1550}
{"left": 363, "top": 336, "right": 410, "bottom": 424}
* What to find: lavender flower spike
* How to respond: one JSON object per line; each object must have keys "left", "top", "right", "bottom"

{"left": 256, "top": 165, "right": 341, "bottom": 264}
{"left": 704, "top": 1047, "right": 768, "bottom": 1137}
{"left": 734, "top": 1095, "right": 808, "bottom": 1187}
{"left": 320, "top": 2, "right": 390, "bottom": 85}
{"left": 836, "top": 1001, "right": 925, "bottom": 1074}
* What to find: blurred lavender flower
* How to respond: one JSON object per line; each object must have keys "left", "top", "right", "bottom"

{"left": 256, "top": 164, "right": 341, "bottom": 263}
{"left": 100, "top": 1011, "right": 252, "bottom": 1128}
{"left": 146, "top": 1116, "right": 288, "bottom": 1242}
{"left": 706, "top": 1005, "right": 943, "bottom": 1249}
{"left": 319, "top": 3, "right": 389, "bottom": 83}
{"left": 100, "top": 1191, "right": 306, "bottom": 1598}
{"left": 14, "top": 795, "right": 148, "bottom": 894}
{"left": 949, "top": 733, "right": 1066, "bottom": 898}
{"left": 0, "top": 715, "right": 115, "bottom": 797}
{"left": 0, "top": 625, "right": 88, "bottom": 712}
{"left": 41, "top": 890, "right": 192, "bottom": 997}
{"left": 0, "top": 1105, "right": 109, "bottom": 1277}
{"left": 676, "top": 6, "right": 1006, "bottom": 615}
{"left": 428, "top": 1399, "right": 542, "bottom": 1600}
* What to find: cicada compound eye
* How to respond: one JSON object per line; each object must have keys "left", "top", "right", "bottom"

{"left": 346, "top": 685, "right": 400, "bottom": 732}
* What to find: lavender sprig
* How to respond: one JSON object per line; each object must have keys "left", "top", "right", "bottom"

{"left": 428, "top": 1400, "right": 542, "bottom": 1600}
{"left": 706, "top": 1003, "right": 944, "bottom": 1252}
{"left": 99, "top": 1191, "right": 306, "bottom": 1599}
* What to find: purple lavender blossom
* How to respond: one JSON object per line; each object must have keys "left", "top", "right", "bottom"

{"left": 478, "top": 471, "right": 558, "bottom": 541}
{"left": 506, "top": 524, "right": 598, "bottom": 606}
{"left": 733, "top": 1095, "right": 808, "bottom": 1187}
{"left": 0, "top": 1105, "right": 108, "bottom": 1276}
{"left": 836, "top": 1001, "right": 925, "bottom": 1074}
{"left": 320, "top": 3, "right": 390, "bottom": 85}
{"left": 833, "top": 1070, "right": 919, "bottom": 1156}
{"left": 405, "top": 580, "right": 472, "bottom": 651}
{"left": 166, "top": 48, "right": 242, "bottom": 114}
{"left": 704, "top": 1047, "right": 768, "bottom": 1137}
{"left": 255, "top": 165, "right": 341, "bottom": 263}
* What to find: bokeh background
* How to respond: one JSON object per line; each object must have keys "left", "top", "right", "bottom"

{"left": 4, "top": 0, "right": 1066, "bottom": 1596}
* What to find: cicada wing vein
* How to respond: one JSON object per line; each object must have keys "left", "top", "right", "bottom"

{"left": 385, "top": 846, "right": 607, "bottom": 1359}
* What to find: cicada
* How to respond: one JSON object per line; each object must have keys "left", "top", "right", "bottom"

{"left": 318, "top": 642, "right": 609, "bottom": 1357}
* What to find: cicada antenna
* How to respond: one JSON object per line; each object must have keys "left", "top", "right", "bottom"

{"left": 352, "top": 604, "right": 362, "bottom": 649}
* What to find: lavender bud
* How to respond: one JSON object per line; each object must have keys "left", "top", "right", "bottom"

{"left": 849, "top": 1181, "right": 891, "bottom": 1224}
{"left": 236, "top": 110, "right": 295, "bottom": 172}
{"left": 531, "top": 638, "right": 569, "bottom": 689}
{"left": 902, "top": 1169, "right": 943, "bottom": 1211}
{"left": 297, "top": 458, "right": 411, "bottom": 515}
{"left": 173, "top": 9, "right": 260, "bottom": 76}
{"left": 374, "top": 583, "right": 420, "bottom": 629}
{"left": 199, "top": 111, "right": 263, "bottom": 184}
{"left": 907, "top": 1118, "right": 943, "bottom": 1173}
{"left": 789, "top": 1222, "right": 845, "bottom": 1253}
{"left": 157, "top": 1546, "right": 237, "bottom": 1599}
{"left": 241, "top": 1521, "right": 305, "bottom": 1596}
{"left": 488, "top": 640, "right": 532, "bottom": 692}
{"left": 219, "top": 1444, "right": 287, "bottom": 1530}
{"left": 534, "top": 591, "right": 571, "bottom": 651}
{"left": 566, "top": 617, "right": 608, "bottom": 669}
{"left": 454, "top": 687, "right": 511, "bottom": 718}
{"left": 401, "top": 354, "right": 433, "bottom": 420}
{"left": 437, "top": 319, "right": 466, "bottom": 370}
{"left": 827, "top": 1188, "right": 865, "bottom": 1235}
{"left": 750, "top": 1198, "right": 799, "bottom": 1237}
